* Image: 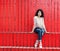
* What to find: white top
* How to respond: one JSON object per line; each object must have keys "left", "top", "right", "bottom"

{"left": 34, "top": 16, "right": 46, "bottom": 29}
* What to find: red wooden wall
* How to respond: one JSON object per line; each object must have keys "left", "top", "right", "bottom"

{"left": 0, "top": 0, "right": 60, "bottom": 51}
{"left": 0, "top": 0, "right": 60, "bottom": 32}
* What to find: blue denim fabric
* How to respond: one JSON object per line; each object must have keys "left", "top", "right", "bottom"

{"left": 34, "top": 27, "right": 45, "bottom": 40}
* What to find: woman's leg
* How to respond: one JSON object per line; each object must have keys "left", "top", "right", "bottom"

{"left": 34, "top": 28, "right": 42, "bottom": 48}
{"left": 36, "top": 29, "right": 43, "bottom": 48}
{"left": 39, "top": 29, "right": 45, "bottom": 48}
{"left": 34, "top": 28, "right": 42, "bottom": 40}
{"left": 38, "top": 29, "right": 42, "bottom": 40}
{"left": 34, "top": 40, "right": 39, "bottom": 48}
{"left": 41, "top": 28, "right": 45, "bottom": 36}
{"left": 34, "top": 28, "right": 45, "bottom": 48}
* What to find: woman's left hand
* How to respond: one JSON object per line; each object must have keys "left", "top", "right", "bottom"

{"left": 46, "top": 31, "right": 50, "bottom": 33}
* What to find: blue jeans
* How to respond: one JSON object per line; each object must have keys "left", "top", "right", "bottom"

{"left": 34, "top": 27, "right": 45, "bottom": 40}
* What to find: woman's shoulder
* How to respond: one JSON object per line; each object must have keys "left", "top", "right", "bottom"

{"left": 34, "top": 16, "right": 37, "bottom": 19}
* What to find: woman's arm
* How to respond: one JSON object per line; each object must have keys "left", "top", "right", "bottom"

{"left": 43, "top": 24, "right": 47, "bottom": 32}
{"left": 31, "top": 25, "right": 36, "bottom": 32}
{"left": 31, "top": 17, "right": 37, "bottom": 33}
{"left": 43, "top": 19, "right": 47, "bottom": 32}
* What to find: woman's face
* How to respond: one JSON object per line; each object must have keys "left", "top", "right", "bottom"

{"left": 38, "top": 11, "right": 42, "bottom": 17}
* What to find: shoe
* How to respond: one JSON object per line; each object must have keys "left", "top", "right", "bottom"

{"left": 39, "top": 40, "right": 42, "bottom": 48}
{"left": 34, "top": 40, "right": 39, "bottom": 48}
{"left": 39, "top": 44, "right": 42, "bottom": 48}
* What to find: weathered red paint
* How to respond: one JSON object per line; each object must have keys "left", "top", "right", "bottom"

{"left": 0, "top": 0, "right": 60, "bottom": 51}
{"left": 0, "top": 0, "right": 60, "bottom": 32}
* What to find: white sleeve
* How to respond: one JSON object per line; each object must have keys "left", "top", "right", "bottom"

{"left": 43, "top": 18, "right": 46, "bottom": 31}
{"left": 34, "top": 17, "right": 37, "bottom": 26}
{"left": 31, "top": 17, "right": 37, "bottom": 32}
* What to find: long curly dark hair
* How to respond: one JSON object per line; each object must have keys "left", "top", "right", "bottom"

{"left": 35, "top": 9, "right": 44, "bottom": 17}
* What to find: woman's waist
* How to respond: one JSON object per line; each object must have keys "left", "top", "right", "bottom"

{"left": 35, "top": 26, "right": 44, "bottom": 28}
{"left": 35, "top": 27, "right": 44, "bottom": 29}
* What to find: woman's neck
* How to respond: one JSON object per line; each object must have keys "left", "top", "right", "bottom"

{"left": 37, "top": 16, "right": 40, "bottom": 18}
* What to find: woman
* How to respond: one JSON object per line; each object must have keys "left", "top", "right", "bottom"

{"left": 31, "top": 9, "right": 47, "bottom": 48}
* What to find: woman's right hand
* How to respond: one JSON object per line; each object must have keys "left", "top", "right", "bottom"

{"left": 30, "top": 31, "right": 34, "bottom": 33}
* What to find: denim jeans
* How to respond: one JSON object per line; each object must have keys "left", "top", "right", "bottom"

{"left": 34, "top": 27, "right": 45, "bottom": 40}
